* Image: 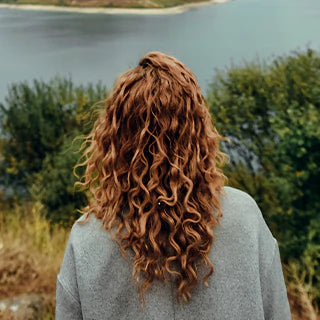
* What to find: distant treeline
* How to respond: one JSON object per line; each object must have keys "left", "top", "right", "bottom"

{"left": 0, "top": 0, "right": 212, "bottom": 9}
{"left": 0, "top": 48, "right": 319, "bottom": 314}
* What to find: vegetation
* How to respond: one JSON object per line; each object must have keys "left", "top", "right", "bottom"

{"left": 0, "top": 76, "right": 108, "bottom": 225}
{"left": 0, "top": 49, "right": 319, "bottom": 318}
{"left": 0, "top": 201, "right": 69, "bottom": 319}
{"left": 207, "top": 48, "right": 320, "bottom": 318}
{"left": 0, "top": 0, "right": 212, "bottom": 9}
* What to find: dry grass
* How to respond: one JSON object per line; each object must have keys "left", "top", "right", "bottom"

{"left": 0, "top": 200, "right": 319, "bottom": 319}
{"left": 0, "top": 201, "right": 70, "bottom": 319}
{"left": 284, "top": 261, "right": 320, "bottom": 320}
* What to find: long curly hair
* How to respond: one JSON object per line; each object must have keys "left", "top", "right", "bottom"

{"left": 74, "top": 51, "right": 229, "bottom": 308}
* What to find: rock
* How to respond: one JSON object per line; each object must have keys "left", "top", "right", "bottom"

{"left": 0, "top": 293, "right": 46, "bottom": 320}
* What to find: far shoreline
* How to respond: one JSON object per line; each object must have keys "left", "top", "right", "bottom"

{"left": 0, "top": 0, "right": 230, "bottom": 15}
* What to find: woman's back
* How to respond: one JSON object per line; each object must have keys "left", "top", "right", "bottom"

{"left": 56, "top": 186, "right": 292, "bottom": 320}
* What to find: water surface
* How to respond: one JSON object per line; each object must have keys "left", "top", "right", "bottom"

{"left": 0, "top": 0, "right": 320, "bottom": 102}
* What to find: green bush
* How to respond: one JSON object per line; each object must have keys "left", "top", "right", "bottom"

{"left": 207, "top": 48, "right": 320, "bottom": 304}
{"left": 0, "top": 76, "right": 108, "bottom": 224}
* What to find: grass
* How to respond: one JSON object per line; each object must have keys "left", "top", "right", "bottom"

{"left": 0, "top": 200, "right": 70, "bottom": 319}
{"left": 284, "top": 261, "right": 320, "bottom": 320}
{"left": 0, "top": 200, "right": 319, "bottom": 319}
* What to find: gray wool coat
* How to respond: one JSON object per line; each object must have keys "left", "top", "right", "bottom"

{"left": 55, "top": 186, "right": 292, "bottom": 320}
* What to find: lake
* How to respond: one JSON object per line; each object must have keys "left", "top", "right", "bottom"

{"left": 0, "top": 0, "right": 320, "bottom": 103}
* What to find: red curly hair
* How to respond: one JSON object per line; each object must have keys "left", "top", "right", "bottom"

{"left": 74, "top": 51, "right": 229, "bottom": 308}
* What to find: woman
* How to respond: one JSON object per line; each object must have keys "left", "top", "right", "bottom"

{"left": 55, "top": 51, "right": 292, "bottom": 319}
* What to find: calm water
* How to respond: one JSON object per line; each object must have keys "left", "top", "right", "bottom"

{"left": 0, "top": 0, "right": 320, "bottom": 102}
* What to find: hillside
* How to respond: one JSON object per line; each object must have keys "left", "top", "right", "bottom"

{"left": 0, "top": 0, "right": 213, "bottom": 9}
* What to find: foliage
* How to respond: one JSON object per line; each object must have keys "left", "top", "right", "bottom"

{"left": 0, "top": 76, "right": 108, "bottom": 222}
{"left": 29, "top": 130, "right": 89, "bottom": 225}
{"left": 207, "top": 48, "right": 320, "bottom": 307}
